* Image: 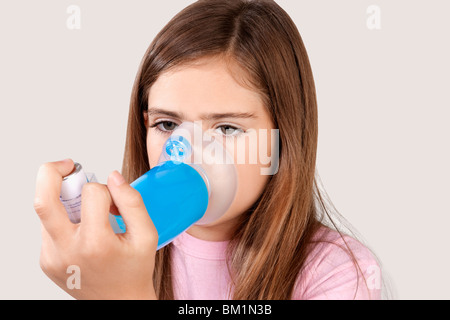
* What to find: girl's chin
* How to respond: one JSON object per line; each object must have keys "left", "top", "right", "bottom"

{"left": 187, "top": 220, "right": 235, "bottom": 241}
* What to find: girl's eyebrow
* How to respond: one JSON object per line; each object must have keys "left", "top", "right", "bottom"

{"left": 147, "top": 107, "right": 257, "bottom": 120}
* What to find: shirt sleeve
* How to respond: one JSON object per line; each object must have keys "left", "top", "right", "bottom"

{"left": 292, "top": 231, "right": 382, "bottom": 300}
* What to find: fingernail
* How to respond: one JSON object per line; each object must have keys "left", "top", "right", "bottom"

{"left": 111, "top": 170, "right": 126, "bottom": 186}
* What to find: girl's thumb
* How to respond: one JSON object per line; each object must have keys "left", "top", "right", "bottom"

{"left": 107, "top": 170, "right": 158, "bottom": 246}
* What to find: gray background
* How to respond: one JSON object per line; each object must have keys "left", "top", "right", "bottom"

{"left": 0, "top": 0, "right": 448, "bottom": 299}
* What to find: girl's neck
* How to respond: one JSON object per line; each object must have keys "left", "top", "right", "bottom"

{"left": 187, "top": 217, "right": 239, "bottom": 241}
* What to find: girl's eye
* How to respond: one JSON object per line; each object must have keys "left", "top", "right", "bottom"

{"left": 150, "top": 121, "right": 179, "bottom": 133}
{"left": 150, "top": 121, "right": 243, "bottom": 137}
{"left": 215, "top": 125, "right": 244, "bottom": 137}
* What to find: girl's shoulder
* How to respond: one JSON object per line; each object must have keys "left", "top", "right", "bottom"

{"left": 292, "top": 225, "right": 382, "bottom": 300}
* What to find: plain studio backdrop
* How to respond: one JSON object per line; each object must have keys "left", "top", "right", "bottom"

{"left": 0, "top": 0, "right": 448, "bottom": 299}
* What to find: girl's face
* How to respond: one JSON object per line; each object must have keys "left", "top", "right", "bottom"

{"left": 144, "top": 56, "right": 275, "bottom": 241}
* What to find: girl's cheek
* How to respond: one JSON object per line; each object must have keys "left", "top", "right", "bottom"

{"left": 219, "top": 162, "right": 269, "bottom": 220}
{"left": 237, "top": 162, "right": 269, "bottom": 204}
{"left": 147, "top": 133, "right": 167, "bottom": 168}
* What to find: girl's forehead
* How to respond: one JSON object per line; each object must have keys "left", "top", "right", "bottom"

{"left": 154, "top": 57, "right": 249, "bottom": 91}
{"left": 148, "top": 58, "right": 266, "bottom": 117}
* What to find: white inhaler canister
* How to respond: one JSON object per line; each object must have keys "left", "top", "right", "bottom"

{"left": 60, "top": 163, "right": 88, "bottom": 223}
{"left": 59, "top": 163, "right": 126, "bottom": 233}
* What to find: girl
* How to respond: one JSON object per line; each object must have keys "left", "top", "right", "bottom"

{"left": 34, "top": 0, "right": 382, "bottom": 299}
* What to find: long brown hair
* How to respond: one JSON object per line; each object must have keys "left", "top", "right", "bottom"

{"left": 122, "top": 0, "right": 373, "bottom": 299}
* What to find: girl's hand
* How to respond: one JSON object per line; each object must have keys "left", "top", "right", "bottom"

{"left": 33, "top": 159, "right": 158, "bottom": 300}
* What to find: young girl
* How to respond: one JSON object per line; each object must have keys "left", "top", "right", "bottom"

{"left": 34, "top": 0, "right": 382, "bottom": 299}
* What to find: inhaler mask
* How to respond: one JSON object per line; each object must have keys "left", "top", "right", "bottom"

{"left": 112, "top": 121, "right": 238, "bottom": 249}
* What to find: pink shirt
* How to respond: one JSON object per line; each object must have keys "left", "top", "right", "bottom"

{"left": 171, "top": 226, "right": 382, "bottom": 300}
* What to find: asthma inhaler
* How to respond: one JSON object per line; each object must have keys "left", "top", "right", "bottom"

{"left": 60, "top": 121, "right": 238, "bottom": 250}
{"left": 60, "top": 163, "right": 87, "bottom": 224}
{"left": 60, "top": 163, "right": 123, "bottom": 233}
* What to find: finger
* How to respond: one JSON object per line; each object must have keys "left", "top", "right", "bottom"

{"left": 40, "top": 223, "right": 53, "bottom": 249}
{"left": 39, "top": 223, "right": 64, "bottom": 280}
{"left": 40, "top": 224, "right": 54, "bottom": 271}
{"left": 34, "top": 159, "right": 76, "bottom": 242}
{"left": 80, "top": 182, "right": 114, "bottom": 237}
{"left": 107, "top": 170, "right": 157, "bottom": 245}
